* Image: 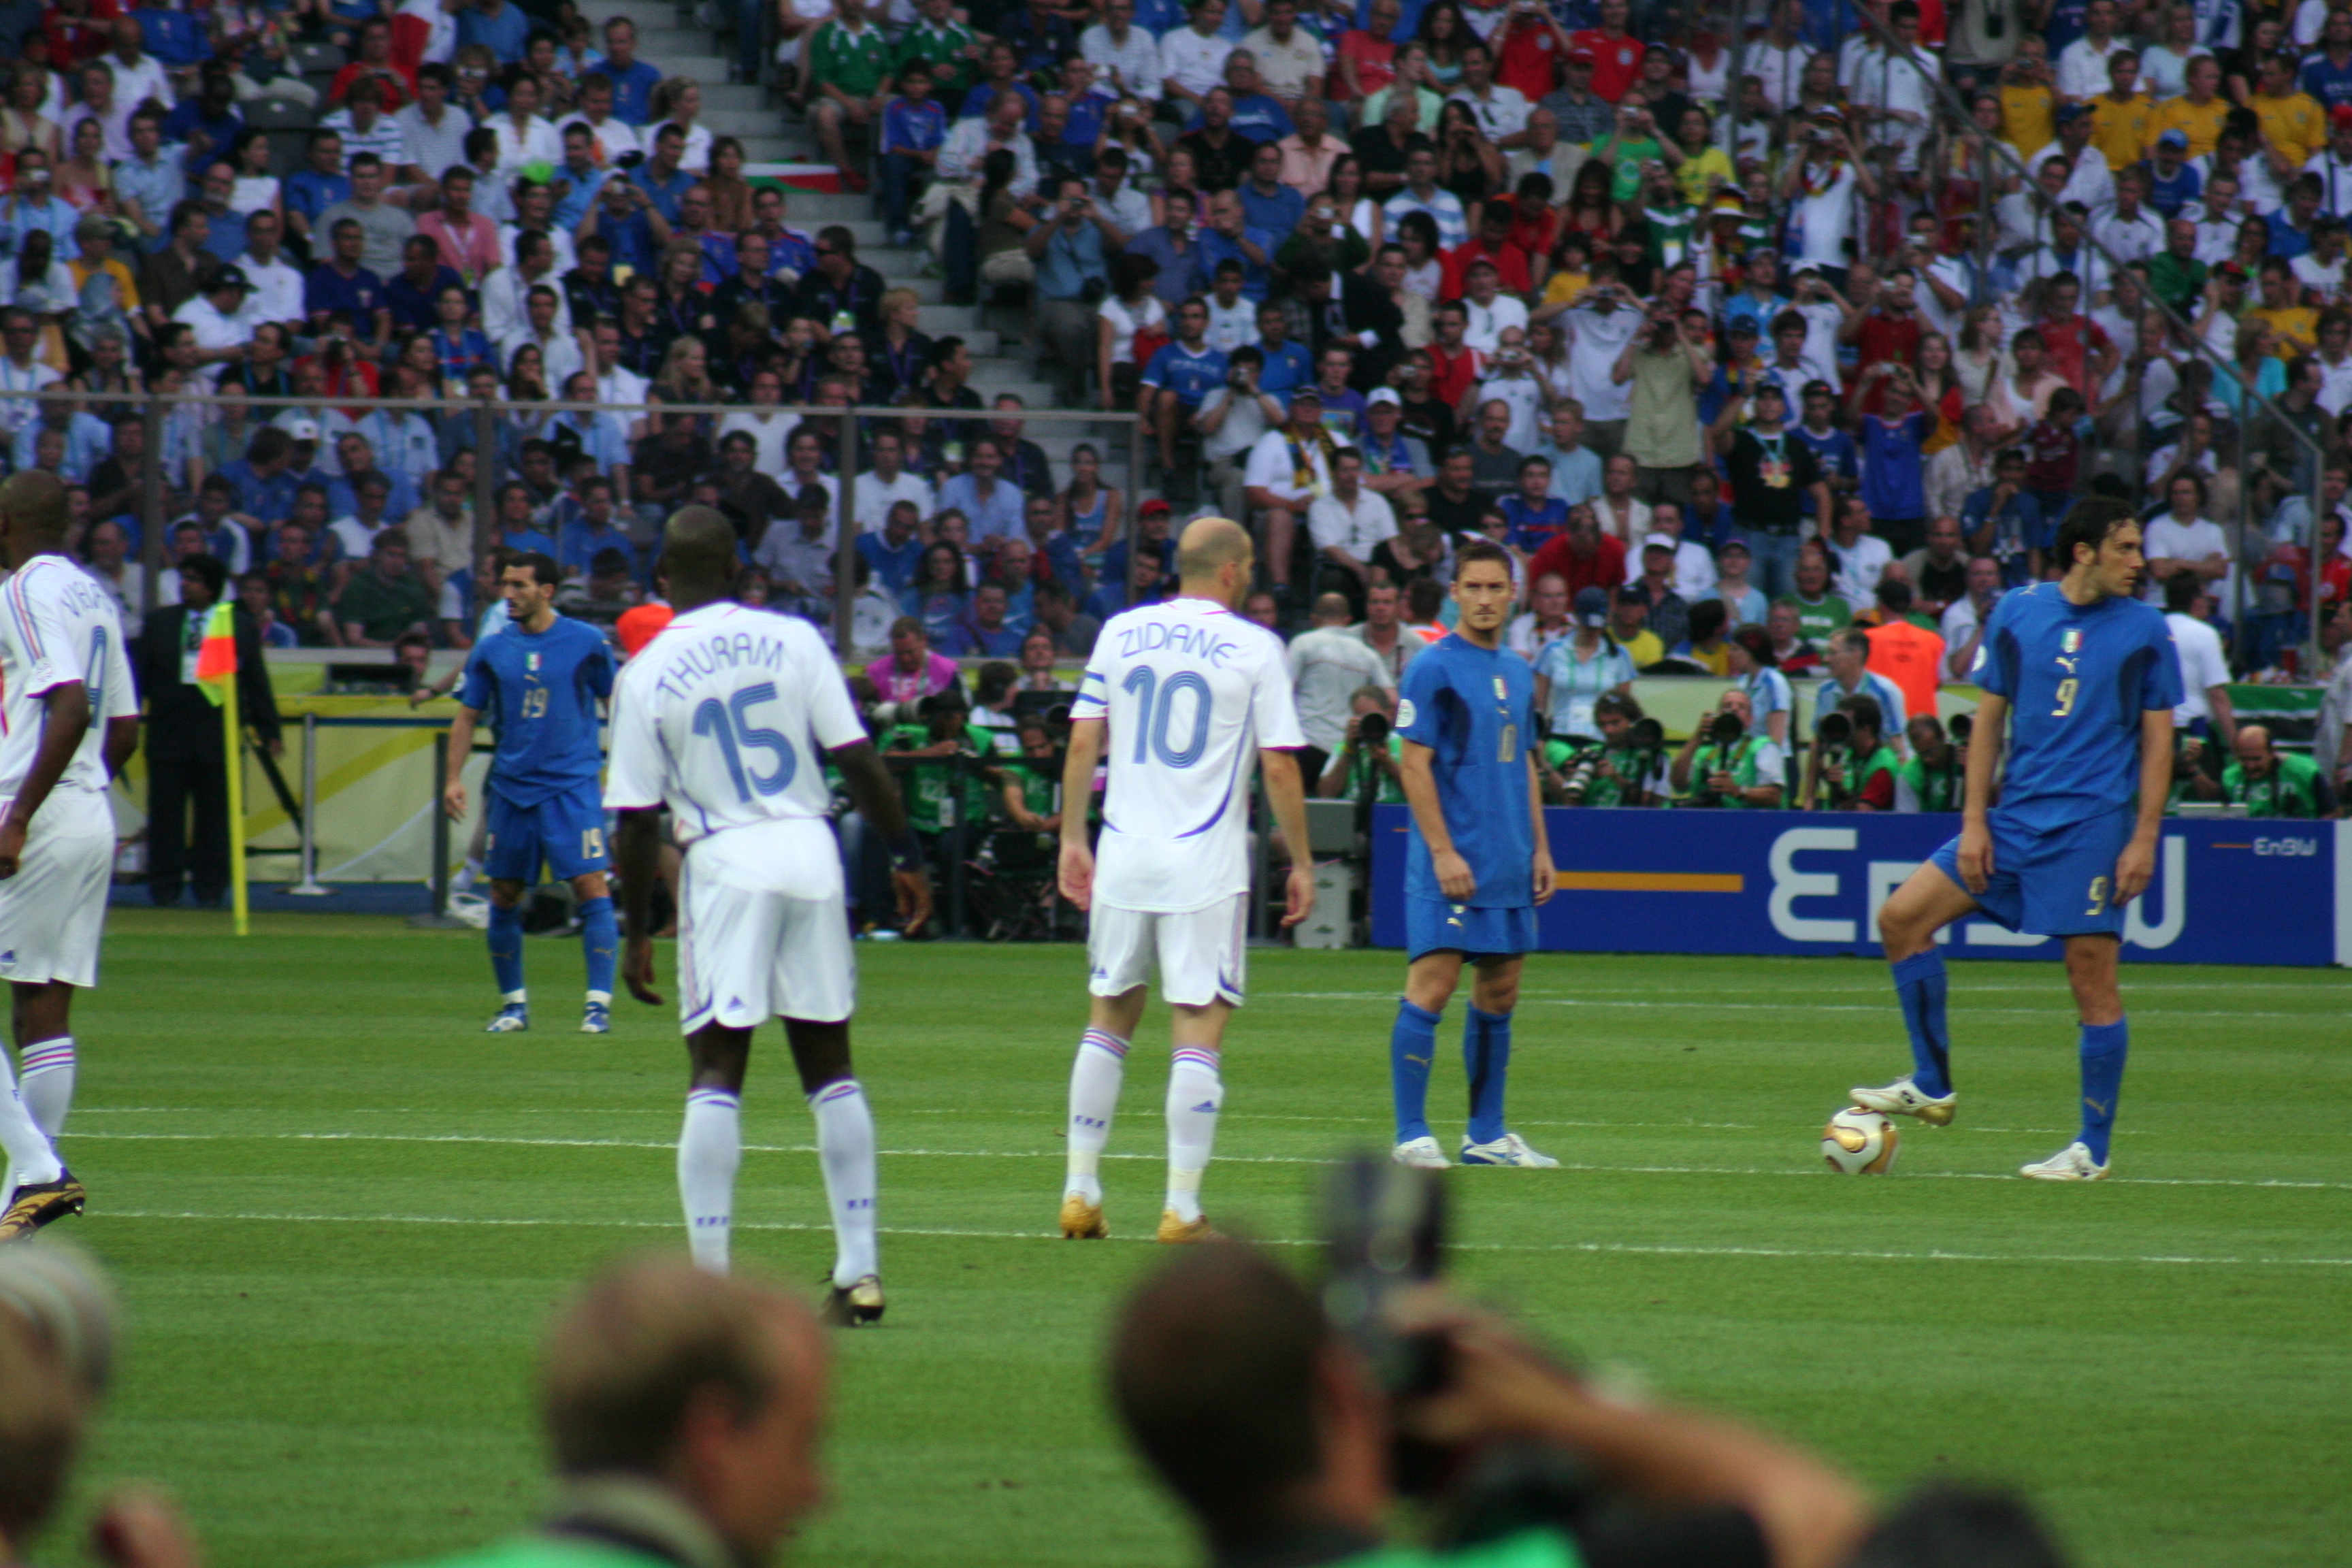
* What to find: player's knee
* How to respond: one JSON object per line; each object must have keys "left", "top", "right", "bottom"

{"left": 487, "top": 880, "right": 527, "bottom": 909}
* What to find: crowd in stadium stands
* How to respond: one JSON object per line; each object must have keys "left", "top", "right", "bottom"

{"left": 0, "top": 0, "right": 2347, "bottom": 890}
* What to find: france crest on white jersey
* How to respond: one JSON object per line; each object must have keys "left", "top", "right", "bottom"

{"left": 603, "top": 602, "right": 866, "bottom": 851}
{"left": 1072, "top": 596, "right": 1303, "bottom": 913}
{"left": 0, "top": 556, "right": 137, "bottom": 800}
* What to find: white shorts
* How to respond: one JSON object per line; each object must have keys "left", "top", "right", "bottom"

{"left": 1087, "top": 893, "right": 1247, "bottom": 1008}
{"left": 0, "top": 791, "right": 112, "bottom": 990}
{"left": 676, "top": 857, "right": 855, "bottom": 1032}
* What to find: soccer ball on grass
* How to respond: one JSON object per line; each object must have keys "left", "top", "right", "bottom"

{"left": 1820, "top": 1107, "right": 1899, "bottom": 1175}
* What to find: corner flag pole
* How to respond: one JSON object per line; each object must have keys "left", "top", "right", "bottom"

{"left": 223, "top": 659, "right": 247, "bottom": 937}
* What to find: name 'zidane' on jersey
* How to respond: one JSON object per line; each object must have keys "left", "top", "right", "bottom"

{"left": 1073, "top": 598, "right": 1303, "bottom": 913}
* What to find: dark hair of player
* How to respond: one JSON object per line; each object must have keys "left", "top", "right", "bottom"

{"left": 508, "top": 551, "right": 561, "bottom": 589}
{"left": 2052, "top": 496, "right": 2138, "bottom": 573}
{"left": 1454, "top": 539, "right": 1512, "bottom": 579}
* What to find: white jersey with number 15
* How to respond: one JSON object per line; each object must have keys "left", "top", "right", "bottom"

{"left": 604, "top": 603, "right": 866, "bottom": 848}
{"left": 1073, "top": 596, "right": 1304, "bottom": 913}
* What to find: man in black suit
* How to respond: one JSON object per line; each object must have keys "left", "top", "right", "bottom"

{"left": 135, "top": 554, "right": 281, "bottom": 909}
{"left": 1290, "top": 260, "right": 1407, "bottom": 391}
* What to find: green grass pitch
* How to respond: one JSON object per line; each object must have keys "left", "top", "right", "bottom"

{"left": 39, "top": 911, "right": 2352, "bottom": 1568}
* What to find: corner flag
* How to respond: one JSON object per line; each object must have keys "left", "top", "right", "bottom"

{"left": 194, "top": 602, "right": 250, "bottom": 935}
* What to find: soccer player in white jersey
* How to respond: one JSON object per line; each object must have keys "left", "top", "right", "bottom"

{"left": 0, "top": 472, "right": 140, "bottom": 1239}
{"left": 605, "top": 508, "right": 932, "bottom": 1323}
{"left": 1055, "top": 517, "right": 1315, "bottom": 1245}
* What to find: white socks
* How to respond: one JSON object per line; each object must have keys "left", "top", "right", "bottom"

{"left": 810, "top": 1079, "right": 878, "bottom": 1288}
{"left": 1064, "top": 1027, "right": 1128, "bottom": 1203}
{"left": 0, "top": 1051, "right": 61, "bottom": 1192}
{"left": 20, "top": 1038, "right": 73, "bottom": 1137}
{"left": 678, "top": 1088, "right": 740, "bottom": 1273}
{"left": 1164, "top": 1047, "right": 1223, "bottom": 1224}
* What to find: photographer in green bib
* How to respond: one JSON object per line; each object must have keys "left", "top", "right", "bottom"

{"left": 1808, "top": 695, "right": 1899, "bottom": 812}
{"left": 1670, "top": 688, "right": 1786, "bottom": 808}
{"left": 883, "top": 689, "right": 998, "bottom": 870}
{"left": 2222, "top": 725, "right": 2334, "bottom": 817}
{"left": 1894, "top": 712, "right": 1967, "bottom": 813}
{"left": 1543, "top": 693, "right": 1667, "bottom": 807}
{"left": 1318, "top": 686, "right": 1407, "bottom": 806}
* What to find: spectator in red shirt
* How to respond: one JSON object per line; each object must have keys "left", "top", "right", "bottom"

{"left": 1568, "top": 0, "right": 1645, "bottom": 103}
{"left": 2031, "top": 272, "right": 2115, "bottom": 395}
{"left": 327, "top": 16, "right": 416, "bottom": 110}
{"left": 1425, "top": 299, "right": 1484, "bottom": 408}
{"left": 1842, "top": 267, "right": 1924, "bottom": 400}
{"left": 1335, "top": 0, "right": 1403, "bottom": 105}
{"left": 1524, "top": 504, "right": 1629, "bottom": 599}
{"left": 1441, "top": 201, "right": 1533, "bottom": 297}
{"left": 2019, "top": 386, "right": 2086, "bottom": 520}
{"left": 1492, "top": 0, "right": 1573, "bottom": 103}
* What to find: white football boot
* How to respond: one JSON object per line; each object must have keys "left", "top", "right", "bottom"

{"left": 1392, "top": 1136, "right": 1450, "bottom": 1170}
{"left": 1459, "top": 1132, "right": 1559, "bottom": 1168}
{"left": 1848, "top": 1076, "right": 1957, "bottom": 1126}
{"left": 2019, "top": 1141, "right": 2109, "bottom": 1181}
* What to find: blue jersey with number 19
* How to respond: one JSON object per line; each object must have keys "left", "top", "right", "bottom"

{"left": 459, "top": 615, "right": 615, "bottom": 806}
{"left": 1073, "top": 595, "right": 1304, "bottom": 913}
{"left": 1396, "top": 633, "right": 1537, "bottom": 910}
{"left": 604, "top": 603, "right": 866, "bottom": 844}
{"left": 1972, "top": 583, "right": 2182, "bottom": 834}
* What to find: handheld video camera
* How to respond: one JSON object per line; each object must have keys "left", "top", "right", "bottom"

{"left": 1815, "top": 710, "right": 1855, "bottom": 806}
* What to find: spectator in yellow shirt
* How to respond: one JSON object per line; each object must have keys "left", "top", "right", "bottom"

{"left": 2247, "top": 255, "right": 2320, "bottom": 359}
{"left": 2147, "top": 54, "right": 2229, "bottom": 157}
{"left": 2253, "top": 54, "right": 2328, "bottom": 169}
{"left": 1999, "top": 40, "right": 2057, "bottom": 154}
{"left": 2088, "top": 50, "right": 2155, "bottom": 170}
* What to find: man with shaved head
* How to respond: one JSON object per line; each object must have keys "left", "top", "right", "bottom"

{"left": 1055, "top": 516, "right": 1316, "bottom": 1244}
{"left": 605, "top": 507, "right": 931, "bottom": 1320}
{"left": 0, "top": 472, "right": 142, "bottom": 1239}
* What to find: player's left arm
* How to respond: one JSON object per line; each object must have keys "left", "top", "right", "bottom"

{"left": 2117, "top": 704, "right": 2174, "bottom": 904}
{"left": 103, "top": 717, "right": 139, "bottom": 780}
{"left": 0, "top": 681, "right": 91, "bottom": 879}
{"left": 1259, "top": 747, "right": 1316, "bottom": 928}
{"left": 612, "top": 806, "right": 666, "bottom": 1004}
{"left": 1524, "top": 751, "right": 1554, "bottom": 905}
{"left": 835, "top": 738, "right": 934, "bottom": 936}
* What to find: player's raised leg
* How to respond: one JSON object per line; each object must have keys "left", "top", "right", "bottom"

{"left": 1850, "top": 861, "right": 1980, "bottom": 1125}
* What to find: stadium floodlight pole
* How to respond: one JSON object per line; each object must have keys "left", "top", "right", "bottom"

{"left": 1846, "top": 3, "right": 2330, "bottom": 675}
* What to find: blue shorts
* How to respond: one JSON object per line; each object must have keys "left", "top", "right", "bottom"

{"left": 485, "top": 781, "right": 610, "bottom": 883}
{"left": 1405, "top": 896, "right": 1537, "bottom": 962}
{"left": 1929, "top": 804, "right": 2133, "bottom": 940}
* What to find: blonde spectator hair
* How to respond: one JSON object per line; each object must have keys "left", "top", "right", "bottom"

{"left": 879, "top": 286, "right": 921, "bottom": 319}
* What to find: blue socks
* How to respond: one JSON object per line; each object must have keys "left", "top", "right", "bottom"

{"left": 2078, "top": 1018, "right": 2128, "bottom": 1164}
{"left": 1891, "top": 949, "right": 1952, "bottom": 1098}
{"left": 1464, "top": 1007, "right": 1512, "bottom": 1145}
{"left": 1389, "top": 1000, "right": 1439, "bottom": 1143}
{"left": 488, "top": 901, "right": 525, "bottom": 998}
{"left": 579, "top": 896, "right": 618, "bottom": 998}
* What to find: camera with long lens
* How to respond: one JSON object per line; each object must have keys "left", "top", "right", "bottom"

{"left": 1558, "top": 742, "right": 1604, "bottom": 805}
{"left": 1947, "top": 712, "right": 1973, "bottom": 745}
{"left": 1686, "top": 710, "right": 1747, "bottom": 807}
{"left": 1358, "top": 708, "right": 1390, "bottom": 748}
{"left": 1815, "top": 710, "right": 1855, "bottom": 807}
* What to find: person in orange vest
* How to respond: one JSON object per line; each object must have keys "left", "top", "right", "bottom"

{"left": 1863, "top": 578, "right": 1946, "bottom": 725}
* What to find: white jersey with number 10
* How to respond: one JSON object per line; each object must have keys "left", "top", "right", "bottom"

{"left": 604, "top": 603, "right": 866, "bottom": 847}
{"left": 1073, "top": 596, "right": 1304, "bottom": 913}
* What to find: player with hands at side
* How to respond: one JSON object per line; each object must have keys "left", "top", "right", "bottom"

{"left": 1388, "top": 541, "right": 1558, "bottom": 1173}
{"left": 1849, "top": 499, "right": 2182, "bottom": 1180}
{"left": 0, "top": 471, "right": 140, "bottom": 1238}
{"left": 606, "top": 508, "right": 929, "bottom": 1322}
{"left": 442, "top": 553, "right": 620, "bottom": 1037}
{"left": 1055, "top": 517, "right": 1313, "bottom": 1246}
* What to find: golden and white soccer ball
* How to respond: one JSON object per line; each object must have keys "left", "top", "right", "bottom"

{"left": 1820, "top": 1107, "right": 1900, "bottom": 1175}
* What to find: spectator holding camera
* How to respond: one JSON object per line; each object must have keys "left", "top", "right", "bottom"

{"left": 1543, "top": 691, "right": 1663, "bottom": 807}
{"left": 1671, "top": 688, "right": 1786, "bottom": 808}
{"left": 1110, "top": 1243, "right": 1867, "bottom": 1568}
{"left": 1290, "top": 592, "right": 1396, "bottom": 786}
{"left": 1318, "top": 685, "right": 1405, "bottom": 803}
{"left": 1808, "top": 694, "right": 1899, "bottom": 812}
{"left": 1895, "top": 713, "right": 1967, "bottom": 813}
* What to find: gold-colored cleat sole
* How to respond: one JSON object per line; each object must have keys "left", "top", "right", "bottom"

{"left": 1059, "top": 1193, "right": 1107, "bottom": 1239}
{"left": 1916, "top": 1103, "right": 1956, "bottom": 1127}
{"left": 1156, "top": 1209, "right": 1221, "bottom": 1244}
{"left": 0, "top": 1175, "right": 85, "bottom": 1242}
{"left": 822, "top": 1274, "right": 886, "bottom": 1326}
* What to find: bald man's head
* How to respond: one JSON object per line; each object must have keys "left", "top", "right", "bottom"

{"left": 0, "top": 470, "right": 69, "bottom": 566}
{"left": 660, "top": 504, "right": 740, "bottom": 590}
{"left": 1312, "top": 593, "right": 1352, "bottom": 626}
{"left": 1176, "top": 516, "right": 1253, "bottom": 605}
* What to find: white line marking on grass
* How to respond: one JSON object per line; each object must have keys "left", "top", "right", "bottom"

{"left": 83, "top": 1208, "right": 2352, "bottom": 1269}
{"left": 1258, "top": 993, "right": 2334, "bottom": 1019}
{"left": 60, "top": 1130, "right": 2352, "bottom": 1190}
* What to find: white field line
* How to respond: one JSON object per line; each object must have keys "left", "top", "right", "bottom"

{"left": 1258, "top": 992, "right": 2334, "bottom": 1020}
{"left": 59, "top": 1129, "right": 2352, "bottom": 1191}
{"left": 80, "top": 1206, "right": 2352, "bottom": 1269}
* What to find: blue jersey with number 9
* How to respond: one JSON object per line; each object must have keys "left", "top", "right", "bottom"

{"left": 459, "top": 615, "right": 616, "bottom": 806}
{"left": 1396, "top": 634, "right": 1537, "bottom": 910}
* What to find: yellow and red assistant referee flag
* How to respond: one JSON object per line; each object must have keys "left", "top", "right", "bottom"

{"left": 193, "top": 600, "right": 237, "bottom": 703}
{"left": 193, "top": 600, "right": 250, "bottom": 934}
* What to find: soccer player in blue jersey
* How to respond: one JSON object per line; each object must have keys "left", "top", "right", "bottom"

{"left": 1387, "top": 540, "right": 1558, "bottom": 1170}
{"left": 1849, "top": 500, "right": 2183, "bottom": 1180}
{"left": 442, "top": 552, "right": 621, "bottom": 1034}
